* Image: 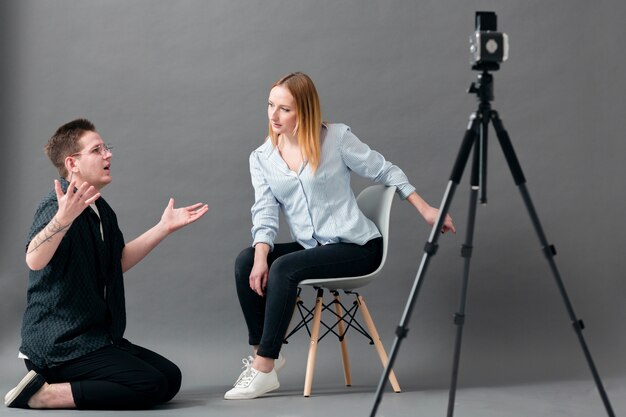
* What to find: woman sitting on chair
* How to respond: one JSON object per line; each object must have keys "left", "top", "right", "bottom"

{"left": 226, "top": 72, "right": 455, "bottom": 400}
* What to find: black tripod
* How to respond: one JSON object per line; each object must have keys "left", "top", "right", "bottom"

{"left": 370, "top": 71, "right": 616, "bottom": 417}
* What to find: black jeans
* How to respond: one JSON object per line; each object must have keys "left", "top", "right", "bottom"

{"left": 25, "top": 341, "right": 181, "bottom": 410}
{"left": 234, "top": 238, "right": 382, "bottom": 359}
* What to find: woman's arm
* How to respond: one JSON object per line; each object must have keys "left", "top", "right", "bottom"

{"left": 339, "top": 126, "right": 455, "bottom": 233}
{"left": 249, "top": 151, "right": 280, "bottom": 250}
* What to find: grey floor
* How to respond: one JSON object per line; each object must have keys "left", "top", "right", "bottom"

{"left": 1, "top": 376, "right": 624, "bottom": 417}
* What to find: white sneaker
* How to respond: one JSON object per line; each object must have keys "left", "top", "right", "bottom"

{"left": 233, "top": 353, "right": 283, "bottom": 382}
{"left": 233, "top": 356, "right": 255, "bottom": 386}
{"left": 224, "top": 367, "right": 280, "bottom": 400}
{"left": 274, "top": 352, "right": 286, "bottom": 373}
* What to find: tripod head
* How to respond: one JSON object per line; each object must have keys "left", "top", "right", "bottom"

{"left": 468, "top": 71, "right": 494, "bottom": 104}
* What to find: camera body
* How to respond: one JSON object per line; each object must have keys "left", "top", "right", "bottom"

{"left": 470, "top": 11, "right": 508, "bottom": 71}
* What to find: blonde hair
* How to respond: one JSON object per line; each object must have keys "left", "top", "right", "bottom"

{"left": 268, "top": 72, "right": 322, "bottom": 173}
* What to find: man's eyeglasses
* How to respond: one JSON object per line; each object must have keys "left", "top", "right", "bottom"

{"left": 69, "top": 143, "right": 113, "bottom": 157}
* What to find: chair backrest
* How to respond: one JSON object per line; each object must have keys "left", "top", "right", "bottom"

{"left": 356, "top": 185, "right": 396, "bottom": 277}
{"left": 299, "top": 185, "right": 396, "bottom": 290}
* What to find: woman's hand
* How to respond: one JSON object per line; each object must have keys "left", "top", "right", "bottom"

{"left": 407, "top": 192, "right": 456, "bottom": 234}
{"left": 250, "top": 243, "right": 271, "bottom": 296}
{"left": 249, "top": 258, "right": 269, "bottom": 297}
{"left": 421, "top": 205, "right": 456, "bottom": 234}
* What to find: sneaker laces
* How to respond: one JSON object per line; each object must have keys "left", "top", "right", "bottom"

{"left": 234, "top": 366, "right": 259, "bottom": 388}
{"left": 233, "top": 356, "right": 255, "bottom": 387}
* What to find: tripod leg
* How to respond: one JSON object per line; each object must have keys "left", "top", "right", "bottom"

{"left": 447, "top": 137, "right": 482, "bottom": 417}
{"left": 491, "top": 110, "right": 616, "bottom": 417}
{"left": 369, "top": 114, "right": 481, "bottom": 417}
{"left": 479, "top": 112, "right": 489, "bottom": 204}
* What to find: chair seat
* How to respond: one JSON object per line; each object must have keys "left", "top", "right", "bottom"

{"left": 299, "top": 274, "right": 378, "bottom": 290}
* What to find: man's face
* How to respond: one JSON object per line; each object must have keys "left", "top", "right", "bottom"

{"left": 69, "top": 131, "right": 112, "bottom": 190}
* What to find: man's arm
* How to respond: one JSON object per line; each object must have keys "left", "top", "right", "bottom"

{"left": 26, "top": 180, "right": 100, "bottom": 271}
{"left": 121, "top": 198, "right": 208, "bottom": 273}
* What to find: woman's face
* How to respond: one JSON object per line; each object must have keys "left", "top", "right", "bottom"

{"left": 268, "top": 85, "right": 298, "bottom": 138}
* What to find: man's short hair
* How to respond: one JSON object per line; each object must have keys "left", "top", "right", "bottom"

{"left": 45, "top": 119, "right": 96, "bottom": 177}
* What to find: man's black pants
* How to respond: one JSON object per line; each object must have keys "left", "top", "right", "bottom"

{"left": 25, "top": 341, "right": 181, "bottom": 409}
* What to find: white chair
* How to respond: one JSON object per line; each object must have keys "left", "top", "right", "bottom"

{"left": 283, "top": 185, "right": 401, "bottom": 397}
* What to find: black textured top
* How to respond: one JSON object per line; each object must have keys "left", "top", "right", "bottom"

{"left": 20, "top": 178, "right": 127, "bottom": 368}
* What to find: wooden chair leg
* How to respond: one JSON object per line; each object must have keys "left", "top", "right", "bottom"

{"left": 358, "top": 295, "right": 401, "bottom": 393}
{"left": 303, "top": 289, "right": 324, "bottom": 397}
{"left": 333, "top": 293, "right": 352, "bottom": 387}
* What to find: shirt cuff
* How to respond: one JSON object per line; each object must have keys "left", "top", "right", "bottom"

{"left": 396, "top": 183, "right": 417, "bottom": 200}
{"left": 252, "top": 236, "right": 274, "bottom": 252}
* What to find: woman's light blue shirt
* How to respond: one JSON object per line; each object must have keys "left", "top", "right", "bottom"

{"left": 249, "top": 123, "right": 416, "bottom": 250}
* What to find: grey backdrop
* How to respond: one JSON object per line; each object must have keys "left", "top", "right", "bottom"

{"left": 1, "top": 0, "right": 625, "bottom": 394}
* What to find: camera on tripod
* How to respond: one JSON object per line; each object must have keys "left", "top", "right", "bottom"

{"left": 469, "top": 11, "right": 508, "bottom": 71}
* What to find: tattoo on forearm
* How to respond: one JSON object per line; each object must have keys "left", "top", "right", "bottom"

{"left": 27, "top": 218, "right": 71, "bottom": 254}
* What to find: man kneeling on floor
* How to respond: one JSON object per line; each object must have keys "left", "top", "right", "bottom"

{"left": 4, "top": 119, "right": 208, "bottom": 409}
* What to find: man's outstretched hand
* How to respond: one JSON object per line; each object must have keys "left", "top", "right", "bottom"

{"left": 159, "top": 198, "right": 209, "bottom": 234}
